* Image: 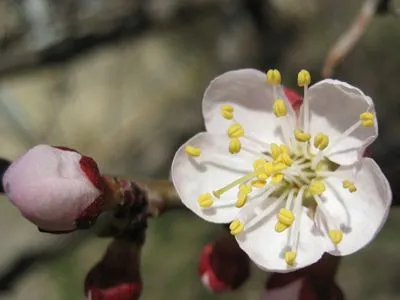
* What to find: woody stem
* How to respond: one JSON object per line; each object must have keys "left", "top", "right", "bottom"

{"left": 93, "top": 177, "right": 184, "bottom": 238}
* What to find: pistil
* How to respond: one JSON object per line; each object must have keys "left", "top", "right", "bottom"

{"left": 212, "top": 172, "right": 256, "bottom": 198}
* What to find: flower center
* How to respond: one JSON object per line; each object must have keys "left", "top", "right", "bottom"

{"left": 185, "top": 69, "right": 375, "bottom": 268}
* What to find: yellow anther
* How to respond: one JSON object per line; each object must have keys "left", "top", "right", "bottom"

{"left": 272, "top": 173, "right": 284, "bottom": 184}
{"left": 236, "top": 185, "right": 252, "bottom": 207}
{"left": 227, "top": 123, "right": 244, "bottom": 138}
{"left": 342, "top": 180, "right": 352, "bottom": 188}
{"left": 314, "top": 133, "right": 329, "bottom": 150}
{"left": 253, "top": 159, "right": 271, "bottom": 180}
{"left": 294, "top": 129, "right": 311, "bottom": 142}
{"left": 239, "top": 184, "right": 252, "bottom": 194}
{"left": 266, "top": 69, "right": 282, "bottom": 85}
{"left": 230, "top": 219, "right": 244, "bottom": 235}
{"left": 256, "top": 172, "right": 268, "bottom": 181}
{"left": 348, "top": 185, "right": 357, "bottom": 193}
{"left": 279, "top": 153, "right": 293, "bottom": 166}
{"left": 220, "top": 105, "right": 234, "bottom": 120}
{"left": 360, "top": 112, "right": 375, "bottom": 127}
{"left": 235, "top": 191, "right": 248, "bottom": 208}
{"left": 185, "top": 145, "right": 201, "bottom": 157}
{"left": 271, "top": 144, "right": 291, "bottom": 165}
{"left": 197, "top": 193, "right": 213, "bottom": 208}
{"left": 309, "top": 181, "right": 326, "bottom": 196}
{"left": 229, "top": 138, "right": 241, "bottom": 154}
{"left": 285, "top": 251, "right": 297, "bottom": 266}
{"left": 274, "top": 222, "right": 288, "bottom": 233}
{"left": 342, "top": 180, "right": 357, "bottom": 193}
{"left": 273, "top": 99, "right": 287, "bottom": 117}
{"left": 264, "top": 162, "right": 274, "bottom": 175}
{"left": 253, "top": 159, "right": 266, "bottom": 170}
{"left": 328, "top": 230, "right": 343, "bottom": 245}
{"left": 271, "top": 143, "right": 281, "bottom": 160}
{"left": 273, "top": 162, "right": 287, "bottom": 173}
{"left": 360, "top": 112, "right": 374, "bottom": 121}
{"left": 251, "top": 179, "right": 266, "bottom": 188}
{"left": 361, "top": 120, "right": 374, "bottom": 127}
{"left": 297, "top": 69, "right": 311, "bottom": 87}
{"left": 277, "top": 208, "right": 295, "bottom": 227}
{"left": 280, "top": 145, "right": 290, "bottom": 155}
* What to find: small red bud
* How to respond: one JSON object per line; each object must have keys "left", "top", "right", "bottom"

{"left": 198, "top": 235, "right": 250, "bottom": 293}
{"left": 85, "top": 239, "right": 142, "bottom": 300}
{"left": 263, "top": 254, "right": 344, "bottom": 300}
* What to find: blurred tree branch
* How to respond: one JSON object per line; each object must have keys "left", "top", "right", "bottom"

{"left": 0, "top": 0, "right": 231, "bottom": 75}
{"left": 322, "top": 0, "right": 399, "bottom": 77}
{"left": 322, "top": 0, "right": 380, "bottom": 77}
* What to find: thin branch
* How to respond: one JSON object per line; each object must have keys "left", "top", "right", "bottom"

{"left": 136, "top": 179, "right": 183, "bottom": 216}
{"left": 322, "top": 0, "right": 380, "bottom": 78}
{"left": 92, "top": 178, "right": 183, "bottom": 238}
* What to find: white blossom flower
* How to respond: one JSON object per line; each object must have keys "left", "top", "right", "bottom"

{"left": 171, "top": 68, "right": 392, "bottom": 272}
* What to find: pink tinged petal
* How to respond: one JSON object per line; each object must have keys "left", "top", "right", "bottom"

{"left": 171, "top": 132, "right": 260, "bottom": 223}
{"left": 305, "top": 79, "right": 378, "bottom": 165}
{"left": 2, "top": 145, "right": 101, "bottom": 231}
{"left": 79, "top": 155, "right": 105, "bottom": 191}
{"left": 315, "top": 158, "right": 392, "bottom": 255}
{"left": 234, "top": 198, "right": 325, "bottom": 273}
{"left": 202, "top": 69, "right": 296, "bottom": 144}
{"left": 75, "top": 156, "right": 107, "bottom": 228}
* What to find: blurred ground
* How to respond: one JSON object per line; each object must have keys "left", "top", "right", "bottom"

{"left": 0, "top": 0, "right": 398, "bottom": 299}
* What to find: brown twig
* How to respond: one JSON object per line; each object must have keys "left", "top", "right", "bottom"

{"left": 92, "top": 178, "right": 183, "bottom": 238}
{"left": 322, "top": 0, "right": 380, "bottom": 78}
{"left": 136, "top": 179, "right": 183, "bottom": 216}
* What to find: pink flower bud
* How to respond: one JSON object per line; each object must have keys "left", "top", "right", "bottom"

{"left": 2, "top": 145, "right": 105, "bottom": 232}
{"left": 198, "top": 235, "right": 250, "bottom": 293}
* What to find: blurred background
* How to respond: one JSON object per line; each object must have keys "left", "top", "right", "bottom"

{"left": 0, "top": 0, "right": 399, "bottom": 299}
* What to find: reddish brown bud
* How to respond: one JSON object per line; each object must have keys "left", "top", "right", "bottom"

{"left": 263, "top": 254, "right": 344, "bottom": 300}
{"left": 198, "top": 234, "right": 250, "bottom": 293}
{"left": 85, "top": 239, "right": 142, "bottom": 300}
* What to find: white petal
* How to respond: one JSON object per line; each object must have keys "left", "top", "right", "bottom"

{"left": 202, "top": 69, "right": 296, "bottom": 143}
{"left": 315, "top": 158, "right": 392, "bottom": 255}
{"left": 305, "top": 79, "right": 378, "bottom": 165}
{"left": 235, "top": 198, "right": 325, "bottom": 272}
{"left": 171, "top": 132, "right": 261, "bottom": 223}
